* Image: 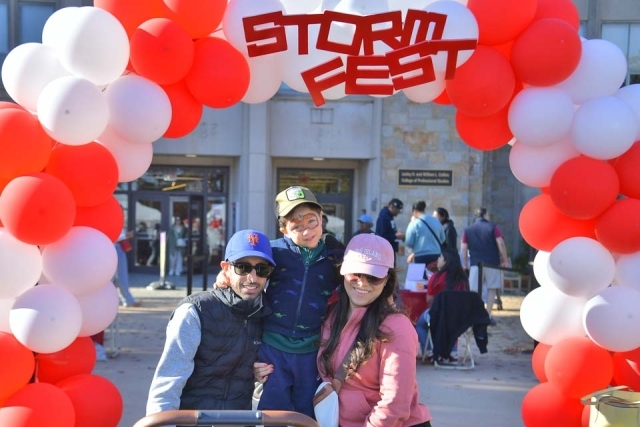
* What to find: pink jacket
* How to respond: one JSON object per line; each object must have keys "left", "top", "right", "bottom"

{"left": 318, "top": 308, "right": 432, "bottom": 427}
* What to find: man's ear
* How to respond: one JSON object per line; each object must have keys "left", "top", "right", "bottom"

{"left": 279, "top": 227, "right": 287, "bottom": 235}
{"left": 220, "top": 261, "right": 231, "bottom": 276}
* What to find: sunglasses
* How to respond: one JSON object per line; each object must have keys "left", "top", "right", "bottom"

{"left": 288, "top": 213, "right": 320, "bottom": 233}
{"left": 230, "top": 262, "right": 274, "bottom": 278}
{"left": 344, "top": 273, "right": 388, "bottom": 287}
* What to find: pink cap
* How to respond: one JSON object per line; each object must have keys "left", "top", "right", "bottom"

{"left": 340, "top": 234, "right": 394, "bottom": 278}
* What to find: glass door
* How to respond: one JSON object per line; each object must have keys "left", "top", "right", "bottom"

{"left": 132, "top": 196, "right": 163, "bottom": 269}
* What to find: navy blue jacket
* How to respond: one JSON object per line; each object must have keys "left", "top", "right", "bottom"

{"left": 375, "top": 206, "right": 398, "bottom": 252}
{"left": 464, "top": 218, "right": 500, "bottom": 267}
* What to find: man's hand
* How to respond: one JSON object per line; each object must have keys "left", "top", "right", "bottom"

{"left": 253, "top": 362, "right": 274, "bottom": 384}
{"left": 213, "top": 269, "right": 230, "bottom": 289}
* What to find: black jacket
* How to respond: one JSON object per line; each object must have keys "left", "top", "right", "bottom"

{"left": 442, "top": 220, "right": 458, "bottom": 251}
{"left": 429, "top": 291, "right": 491, "bottom": 360}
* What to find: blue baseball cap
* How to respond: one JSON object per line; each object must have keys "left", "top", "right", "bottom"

{"left": 358, "top": 214, "right": 373, "bottom": 225}
{"left": 225, "top": 229, "right": 275, "bottom": 265}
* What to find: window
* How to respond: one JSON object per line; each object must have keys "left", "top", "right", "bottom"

{"left": 601, "top": 23, "right": 640, "bottom": 85}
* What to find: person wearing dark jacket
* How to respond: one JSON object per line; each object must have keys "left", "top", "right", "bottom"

{"left": 146, "top": 229, "right": 274, "bottom": 421}
{"left": 433, "top": 207, "right": 458, "bottom": 251}
{"left": 375, "top": 199, "right": 404, "bottom": 265}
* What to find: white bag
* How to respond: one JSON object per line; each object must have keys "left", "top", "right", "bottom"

{"left": 313, "top": 381, "right": 339, "bottom": 427}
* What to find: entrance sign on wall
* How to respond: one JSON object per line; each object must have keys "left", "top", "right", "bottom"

{"left": 398, "top": 169, "right": 453, "bottom": 187}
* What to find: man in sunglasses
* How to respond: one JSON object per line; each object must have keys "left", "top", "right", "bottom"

{"left": 146, "top": 229, "right": 274, "bottom": 420}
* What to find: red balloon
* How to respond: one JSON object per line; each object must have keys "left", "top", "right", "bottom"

{"left": 0, "top": 108, "right": 53, "bottom": 182}
{"left": 35, "top": 337, "right": 96, "bottom": 385}
{"left": 511, "top": 18, "right": 582, "bottom": 87}
{"left": 532, "top": 343, "right": 552, "bottom": 383}
{"left": 533, "top": 0, "right": 580, "bottom": 31}
{"left": 521, "top": 382, "right": 584, "bottom": 427}
{"left": 44, "top": 143, "right": 119, "bottom": 208}
{"left": 163, "top": 0, "right": 227, "bottom": 39}
{"left": 467, "top": 0, "right": 537, "bottom": 46}
{"left": 57, "top": 374, "right": 123, "bottom": 427}
{"left": 94, "top": 0, "right": 166, "bottom": 38}
{"left": 162, "top": 80, "right": 204, "bottom": 138}
{"left": 455, "top": 104, "right": 513, "bottom": 150}
{"left": 612, "top": 347, "right": 640, "bottom": 391}
{"left": 432, "top": 87, "right": 451, "bottom": 105}
{"left": 493, "top": 41, "right": 514, "bottom": 61}
{"left": 0, "top": 173, "right": 76, "bottom": 245}
{"left": 613, "top": 141, "right": 640, "bottom": 199}
{"left": 595, "top": 198, "right": 640, "bottom": 254}
{"left": 0, "top": 383, "right": 75, "bottom": 427}
{"left": 550, "top": 156, "right": 619, "bottom": 220}
{"left": 130, "top": 18, "right": 194, "bottom": 86}
{"left": 545, "top": 336, "right": 613, "bottom": 399}
{"left": 185, "top": 37, "right": 250, "bottom": 109}
{"left": 0, "top": 332, "right": 35, "bottom": 403}
{"left": 0, "top": 101, "right": 25, "bottom": 111}
{"left": 74, "top": 196, "right": 124, "bottom": 243}
{"left": 519, "top": 194, "right": 597, "bottom": 252}
{"left": 446, "top": 46, "right": 516, "bottom": 117}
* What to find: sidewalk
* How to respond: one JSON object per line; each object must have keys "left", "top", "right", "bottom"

{"left": 94, "top": 273, "right": 537, "bottom": 427}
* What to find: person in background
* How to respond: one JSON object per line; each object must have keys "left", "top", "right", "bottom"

{"left": 146, "top": 229, "right": 274, "bottom": 422}
{"left": 322, "top": 214, "right": 337, "bottom": 238}
{"left": 115, "top": 228, "right": 140, "bottom": 308}
{"left": 433, "top": 207, "right": 458, "bottom": 251}
{"left": 146, "top": 223, "right": 161, "bottom": 267}
{"left": 352, "top": 214, "right": 374, "bottom": 239}
{"left": 405, "top": 201, "right": 445, "bottom": 271}
{"left": 375, "top": 198, "right": 405, "bottom": 265}
{"left": 167, "top": 216, "right": 187, "bottom": 276}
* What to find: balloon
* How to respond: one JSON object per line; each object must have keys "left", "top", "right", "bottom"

{"left": 0, "top": 298, "right": 13, "bottom": 333}
{"left": 0, "top": 43, "right": 70, "bottom": 112}
{"left": 510, "top": 18, "right": 582, "bottom": 87}
{"left": 129, "top": 18, "right": 194, "bottom": 86}
{"left": 0, "top": 101, "right": 24, "bottom": 111}
{"left": 0, "top": 382, "right": 75, "bottom": 427}
{"left": 403, "top": 73, "right": 446, "bottom": 104}
{"left": 0, "top": 229, "right": 42, "bottom": 299}
{"left": 0, "top": 332, "right": 35, "bottom": 403}
{"left": 35, "top": 337, "right": 96, "bottom": 384}
{"left": 281, "top": 0, "right": 322, "bottom": 13}
{"left": 446, "top": 46, "right": 516, "bottom": 117}
{"left": 521, "top": 382, "right": 584, "bottom": 427}
{"left": 615, "top": 84, "right": 640, "bottom": 140}
{"left": 571, "top": 96, "right": 638, "bottom": 160}
{"left": 612, "top": 347, "right": 640, "bottom": 392}
{"left": 41, "top": 226, "right": 118, "bottom": 297}
{"left": 466, "top": 0, "right": 537, "bottom": 46}
{"left": 44, "top": 142, "right": 119, "bottom": 207}
{"left": 56, "top": 374, "right": 123, "bottom": 427}
{"left": 532, "top": 251, "right": 552, "bottom": 287}
{"left": 583, "top": 286, "right": 640, "bottom": 352}
{"left": 533, "top": 0, "right": 580, "bottom": 30}
{"left": 613, "top": 142, "right": 640, "bottom": 199}
{"left": 96, "top": 128, "right": 154, "bottom": 183}
{"left": 433, "top": 87, "right": 451, "bottom": 105}
{"left": 222, "top": 0, "right": 285, "bottom": 56}
{"left": 508, "top": 136, "right": 580, "bottom": 188}
{"left": 105, "top": 74, "right": 172, "bottom": 144}
{"left": 76, "top": 282, "right": 119, "bottom": 337}
{"left": 615, "top": 253, "right": 640, "bottom": 291}
{"left": 0, "top": 108, "right": 52, "bottom": 182}
{"left": 43, "top": 6, "right": 130, "bottom": 86}
{"left": 36, "top": 76, "right": 109, "bottom": 146}
{"left": 508, "top": 87, "right": 575, "bottom": 147}
{"left": 455, "top": 104, "right": 512, "bottom": 150}
{"left": 549, "top": 156, "right": 619, "bottom": 219}
{"left": 93, "top": 0, "right": 165, "bottom": 38}
{"left": 0, "top": 173, "right": 76, "bottom": 246}
{"left": 595, "top": 198, "right": 640, "bottom": 254}
{"left": 241, "top": 54, "right": 284, "bottom": 105}
{"left": 185, "top": 37, "right": 250, "bottom": 109}
{"left": 532, "top": 343, "right": 551, "bottom": 382}
{"left": 519, "top": 194, "right": 596, "bottom": 252}
{"left": 74, "top": 196, "right": 124, "bottom": 243}
{"left": 163, "top": 0, "right": 226, "bottom": 39}
{"left": 161, "top": 81, "right": 203, "bottom": 138}
{"left": 520, "top": 286, "right": 586, "bottom": 345}
{"left": 545, "top": 336, "right": 613, "bottom": 399}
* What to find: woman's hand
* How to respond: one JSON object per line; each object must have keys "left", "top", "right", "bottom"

{"left": 407, "top": 253, "right": 415, "bottom": 263}
{"left": 253, "top": 362, "right": 274, "bottom": 384}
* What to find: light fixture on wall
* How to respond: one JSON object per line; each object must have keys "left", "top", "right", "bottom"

{"left": 185, "top": 154, "right": 197, "bottom": 158}
{"left": 313, "top": 157, "right": 325, "bottom": 161}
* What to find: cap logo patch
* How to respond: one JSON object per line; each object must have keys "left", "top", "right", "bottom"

{"left": 350, "top": 248, "right": 382, "bottom": 262}
{"left": 286, "top": 187, "right": 306, "bottom": 201}
{"left": 247, "top": 232, "right": 259, "bottom": 247}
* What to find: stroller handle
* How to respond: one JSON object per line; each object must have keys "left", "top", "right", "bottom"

{"left": 133, "top": 409, "right": 321, "bottom": 427}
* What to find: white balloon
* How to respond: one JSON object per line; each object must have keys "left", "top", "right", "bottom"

{"left": 76, "top": 282, "right": 119, "bottom": 337}
{"left": 403, "top": 73, "right": 445, "bottom": 103}
{"left": 532, "top": 250, "right": 552, "bottom": 287}
{"left": 571, "top": 96, "right": 638, "bottom": 160}
{"left": 548, "top": 237, "right": 615, "bottom": 299}
{"left": 43, "top": 6, "right": 129, "bottom": 86}
{"left": 0, "top": 229, "right": 42, "bottom": 299}
{"left": 37, "top": 76, "right": 109, "bottom": 145}
{"left": 614, "top": 252, "right": 640, "bottom": 291}
{"left": 520, "top": 286, "right": 587, "bottom": 345}
{"left": 223, "top": 0, "right": 285, "bottom": 56}
{"left": 105, "top": 74, "right": 172, "bottom": 144}
{"left": 242, "top": 54, "right": 284, "bottom": 104}
{"left": 41, "top": 226, "right": 117, "bottom": 297}
{"left": 583, "top": 286, "right": 640, "bottom": 352}
{"left": 97, "top": 127, "right": 154, "bottom": 182}
{"left": 615, "top": 84, "right": 640, "bottom": 140}
{"left": 42, "top": 7, "right": 80, "bottom": 49}
{"left": 508, "top": 87, "right": 575, "bottom": 147}
{"left": 508, "top": 135, "right": 580, "bottom": 188}
{"left": 0, "top": 298, "right": 14, "bottom": 333}
{"left": 555, "top": 38, "right": 628, "bottom": 105}
{"left": 281, "top": 0, "right": 322, "bottom": 13}
{"left": 1, "top": 43, "right": 70, "bottom": 112}
{"left": 10, "top": 284, "right": 82, "bottom": 353}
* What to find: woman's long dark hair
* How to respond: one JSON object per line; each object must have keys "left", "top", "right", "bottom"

{"left": 318, "top": 269, "right": 402, "bottom": 380}
{"left": 438, "top": 248, "right": 469, "bottom": 291}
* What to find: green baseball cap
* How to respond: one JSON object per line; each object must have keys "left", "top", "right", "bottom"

{"left": 275, "top": 186, "right": 322, "bottom": 217}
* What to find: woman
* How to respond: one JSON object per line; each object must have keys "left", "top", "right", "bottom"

{"left": 433, "top": 207, "right": 458, "bottom": 251}
{"left": 319, "top": 234, "right": 432, "bottom": 427}
{"left": 167, "top": 216, "right": 187, "bottom": 276}
{"left": 405, "top": 201, "right": 445, "bottom": 274}
{"left": 415, "top": 248, "right": 469, "bottom": 361}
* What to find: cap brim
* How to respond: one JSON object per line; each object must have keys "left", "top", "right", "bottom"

{"left": 340, "top": 261, "right": 389, "bottom": 278}
{"left": 228, "top": 250, "right": 275, "bottom": 266}
{"left": 278, "top": 200, "right": 323, "bottom": 217}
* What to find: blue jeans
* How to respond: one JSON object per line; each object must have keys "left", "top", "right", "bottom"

{"left": 114, "top": 243, "right": 135, "bottom": 306}
{"left": 416, "top": 309, "right": 430, "bottom": 354}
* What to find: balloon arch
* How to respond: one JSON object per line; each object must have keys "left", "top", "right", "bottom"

{"left": 0, "top": 0, "right": 639, "bottom": 425}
